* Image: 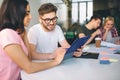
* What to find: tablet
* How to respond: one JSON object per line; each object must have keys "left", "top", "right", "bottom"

{"left": 66, "top": 35, "right": 90, "bottom": 54}
{"left": 73, "top": 52, "right": 99, "bottom": 59}
{"left": 63, "top": 35, "right": 90, "bottom": 60}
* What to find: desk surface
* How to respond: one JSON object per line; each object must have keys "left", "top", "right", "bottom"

{"left": 21, "top": 44, "right": 120, "bottom": 80}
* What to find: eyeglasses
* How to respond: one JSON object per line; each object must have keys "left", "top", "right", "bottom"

{"left": 41, "top": 16, "right": 58, "bottom": 24}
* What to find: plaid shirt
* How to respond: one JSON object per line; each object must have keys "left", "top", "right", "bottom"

{"left": 99, "top": 27, "right": 118, "bottom": 40}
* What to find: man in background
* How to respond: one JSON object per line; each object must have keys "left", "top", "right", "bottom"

{"left": 77, "top": 14, "right": 102, "bottom": 45}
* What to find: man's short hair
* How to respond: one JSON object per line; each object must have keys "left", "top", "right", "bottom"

{"left": 38, "top": 3, "right": 57, "bottom": 16}
{"left": 89, "top": 14, "right": 102, "bottom": 22}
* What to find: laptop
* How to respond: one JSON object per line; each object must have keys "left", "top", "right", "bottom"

{"left": 63, "top": 35, "right": 90, "bottom": 60}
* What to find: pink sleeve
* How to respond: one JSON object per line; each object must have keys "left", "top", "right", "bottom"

{"left": 0, "top": 29, "right": 21, "bottom": 48}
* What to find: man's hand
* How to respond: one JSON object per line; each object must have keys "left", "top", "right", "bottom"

{"left": 73, "top": 48, "right": 83, "bottom": 57}
{"left": 92, "top": 29, "right": 101, "bottom": 37}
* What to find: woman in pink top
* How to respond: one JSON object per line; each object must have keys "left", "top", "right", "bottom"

{"left": 0, "top": 0, "right": 66, "bottom": 80}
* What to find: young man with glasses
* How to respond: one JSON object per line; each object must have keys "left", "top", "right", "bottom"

{"left": 27, "top": 3, "right": 82, "bottom": 60}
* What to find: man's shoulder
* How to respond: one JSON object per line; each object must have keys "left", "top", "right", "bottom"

{"left": 55, "top": 24, "right": 61, "bottom": 28}
{"left": 32, "top": 23, "right": 41, "bottom": 28}
{"left": 78, "top": 25, "right": 85, "bottom": 30}
{"left": 55, "top": 25, "right": 62, "bottom": 30}
{"left": 28, "top": 24, "right": 41, "bottom": 34}
{"left": 77, "top": 25, "right": 88, "bottom": 34}
{"left": 29, "top": 24, "right": 41, "bottom": 30}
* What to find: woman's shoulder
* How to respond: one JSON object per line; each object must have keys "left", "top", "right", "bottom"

{"left": 0, "top": 28, "right": 20, "bottom": 40}
{"left": 1, "top": 28, "right": 16, "bottom": 33}
{"left": 0, "top": 29, "right": 21, "bottom": 47}
{"left": 0, "top": 29, "right": 17, "bottom": 36}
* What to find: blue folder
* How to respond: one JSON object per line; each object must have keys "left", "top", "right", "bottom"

{"left": 63, "top": 35, "right": 90, "bottom": 60}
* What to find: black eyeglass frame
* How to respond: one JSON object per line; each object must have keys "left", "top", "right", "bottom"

{"left": 41, "top": 16, "right": 58, "bottom": 24}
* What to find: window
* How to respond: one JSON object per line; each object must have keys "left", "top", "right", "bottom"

{"left": 72, "top": 1, "right": 93, "bottom": 24}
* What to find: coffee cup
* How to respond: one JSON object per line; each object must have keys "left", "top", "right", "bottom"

{"left": 95, "top": 37, "right": 101, "bottom": 48}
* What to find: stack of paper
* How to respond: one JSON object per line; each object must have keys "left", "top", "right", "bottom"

{"left": 101, "top": 41, "right": 120, "bottom": 48}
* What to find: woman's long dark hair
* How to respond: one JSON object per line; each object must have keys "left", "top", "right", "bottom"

{"left": 0, "top": 0, "right": 29, "bottom": 34}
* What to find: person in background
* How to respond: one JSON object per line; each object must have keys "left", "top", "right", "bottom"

{"left": 99, "top": 16, "right": 119, "bottom": 43}
{"left": 0, "top": 0, "right": 66, "bottom": 80}
{"left": 27, "top": 3, "right": 82, "bottom": 60}
{"left": 77, "top": 14, "right": 102, "bottom": 45}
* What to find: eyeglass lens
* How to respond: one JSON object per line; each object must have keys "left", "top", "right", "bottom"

{"left": 42, "top": 16, "right": 58, "bottom": 24}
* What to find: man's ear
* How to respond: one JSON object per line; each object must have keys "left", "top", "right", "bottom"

{"left": 38, "top": 17, "right": 42, "bottom": 23}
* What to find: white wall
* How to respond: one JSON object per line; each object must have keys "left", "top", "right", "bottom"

{"left": 27, "top": 0, "right": 40, "bottom": 29}
{"left": 0, "top": 0, "right": 3, "bottom": 5}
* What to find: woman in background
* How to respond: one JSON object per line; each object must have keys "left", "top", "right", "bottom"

{"left": 99, "top": 16, "right": 118, "bottom": 42}
{"left": 0, "top": 0, "right": 65, "bottom": 80}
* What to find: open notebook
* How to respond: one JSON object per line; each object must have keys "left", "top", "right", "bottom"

{"left": 63, "top": 35, "right": 90, "bottom": 60}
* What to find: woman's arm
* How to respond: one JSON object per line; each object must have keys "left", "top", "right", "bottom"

{"left": 4, "top": 44, "right": 65, "bottom": 74}
{"left": 102, "top": 28, "right": 109, "bottom": 41}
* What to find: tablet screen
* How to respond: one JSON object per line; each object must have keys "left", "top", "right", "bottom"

{"left": 66, "top": 35, "right": 90, "bottom": 54}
